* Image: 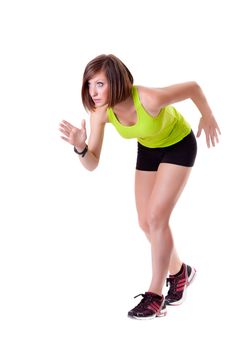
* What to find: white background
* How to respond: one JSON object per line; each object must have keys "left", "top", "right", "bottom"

{"left": 0, "top": 0, "right": 232, "bottom": 349}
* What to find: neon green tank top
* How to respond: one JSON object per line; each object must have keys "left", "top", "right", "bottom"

{"left": 107, "top": 85, "right": 191, "bottom": 148}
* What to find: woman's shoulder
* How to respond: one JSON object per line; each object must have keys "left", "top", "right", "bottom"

{"left": 136, "top": 85, "right": 161, "bottom": 116}
{"left": 136, "top": 85, "right": 159, "bottom": 99}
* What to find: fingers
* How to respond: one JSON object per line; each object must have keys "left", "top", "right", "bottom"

{"left": 60, "top": 135, "right": 69, "bottom": 143}
{"left": 59, "top": 120, "right": 80, "bottom": 138}
{"left": 216, "top": 121, "right": 221, "bottom": 135}
{"left": 59, "top": 125, "right": 76, "bottom": 138}
{"left": 198, "top": 116, "right": 221, "bottom": 148}
{"left": 59, "top": 125, "right": 71, "bottom": 137}
{"left": 213, "top": 128, "right": 219, "bottom": 144}
{"left": 59, "top": 121, "right": 72, "bottom": 134}
{"left": 59, "top": 119, "right": 87, "bottom": 148}
{"left": 205, "top": 127, "right": 216, "bottom": 148}
{"left": 210, "top": 132, "right": 215, "bottom": 147}
{"left": 81, "top": 119, "right": 86, "bottom": 130}
{"left": 205, "top": 132, "right": 210, "bottom": 148}
{"left": 59, "top": 119, "right": 85, "bottom": 133}
{"left": 61, "top": 120, "right": 75, "bottom": 130}
{"left": 196, "top": 126, "right": 202, "bottom": 138}
{"left": 206, "top": 127, "right": 221, "bottom": 147}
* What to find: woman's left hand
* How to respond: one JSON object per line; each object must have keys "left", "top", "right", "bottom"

{"left": 196, "top": 115, "right": 221, "bottom": 147}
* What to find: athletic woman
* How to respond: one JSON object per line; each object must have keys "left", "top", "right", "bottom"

{"left": 59, "top": 54, "right": 220, "bottom": 320}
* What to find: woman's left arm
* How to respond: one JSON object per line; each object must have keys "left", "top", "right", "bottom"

{"left": 152, "top": 81, "right": 221, "bottom": 147}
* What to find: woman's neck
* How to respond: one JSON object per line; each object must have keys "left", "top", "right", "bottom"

{"left": 113, "top": 95, "right": 134, "bottom": 115}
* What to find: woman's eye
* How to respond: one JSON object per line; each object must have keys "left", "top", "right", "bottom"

{"left": 97, "top": 82, "right": 103, "bottom": 87}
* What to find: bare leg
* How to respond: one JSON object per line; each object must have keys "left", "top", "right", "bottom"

{"left": 135, "top": 169, "right": 186, "bottom": 280}
{"left": 146, "top": 163, "right": 192, "bottom": 295}
{"left": 169, "top": 247, "right": 183, "bottom": 275}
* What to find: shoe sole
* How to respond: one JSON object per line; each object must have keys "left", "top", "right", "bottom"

{"left": 128, "top": 309, "right": 167, "bottom": 320}
{"left": 166, "top": 267, "right": 196, "bottom": 306}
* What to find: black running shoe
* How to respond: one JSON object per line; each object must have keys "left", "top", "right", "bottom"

{"left": 165, "top": 263, "right": 196, "bottom": 306}
{"left": 128, "top": 292, "right": 167, "bottom": 320}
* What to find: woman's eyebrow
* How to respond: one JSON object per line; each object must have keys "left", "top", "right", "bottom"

{"left": 88, "top": 78, "right": 105, "bottom": 83}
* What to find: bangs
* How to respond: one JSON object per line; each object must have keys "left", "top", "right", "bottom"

{"left": 81, "top": 54, "right": 134, "bottom": 111}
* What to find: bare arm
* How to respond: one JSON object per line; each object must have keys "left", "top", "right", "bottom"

{"left": 59, "top": 106, "right": 107, "bottom": 171}
{"left": 84, "top": 108, "right": 106, "bottom": 170}
{"left": 152, "top": 81, "right": 212, "bottom": 115}
{"left": 145, "top": 82, "right": 221, "bottom": 147}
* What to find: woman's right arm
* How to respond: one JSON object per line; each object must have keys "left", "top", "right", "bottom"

{"left": 59, "top": 106, "right": 107, "bottom": 171}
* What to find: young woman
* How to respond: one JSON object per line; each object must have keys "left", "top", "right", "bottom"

{"left": 59, "top": 54, "right": 220, "bottom": 320}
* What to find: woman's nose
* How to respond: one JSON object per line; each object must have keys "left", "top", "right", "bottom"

{"left": 89, "top": 86, "right": 97, "bottom": 97}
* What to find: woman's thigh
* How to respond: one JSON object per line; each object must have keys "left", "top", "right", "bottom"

{"left": 147, "top": 163, "right": 192, "bottom": 225}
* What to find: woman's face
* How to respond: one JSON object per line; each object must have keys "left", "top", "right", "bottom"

{"left": 88, "top": 71, "right": 109, "bottom": 107}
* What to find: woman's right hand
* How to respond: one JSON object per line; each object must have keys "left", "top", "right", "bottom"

{"left": 59, "top": 119, "right": 87, "bottom": 151}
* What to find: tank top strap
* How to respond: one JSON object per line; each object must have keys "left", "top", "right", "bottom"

{"left": 131, "top": 85, "right": 141, "bottom": 109}
{"left": 107, "top": 106, "right": 113, "bottom": 121}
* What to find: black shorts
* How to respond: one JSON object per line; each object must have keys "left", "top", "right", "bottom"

{"left": 136, "top": 130, "right": 197, "bottom": 171}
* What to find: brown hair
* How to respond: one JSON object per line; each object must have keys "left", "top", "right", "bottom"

{"left": 81, "top": 54, "right": 134, "bottom": 111}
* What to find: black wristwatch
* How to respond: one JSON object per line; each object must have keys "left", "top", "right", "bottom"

{"left": 74, "top": 144, "right": 88, "bottom": 157}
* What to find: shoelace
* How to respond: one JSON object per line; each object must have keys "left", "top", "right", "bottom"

{"left": 166, "top": 278, "right": 178, "bottom": 297}
{"left": 132, "top": 293, "right": 158, "bottom": 312}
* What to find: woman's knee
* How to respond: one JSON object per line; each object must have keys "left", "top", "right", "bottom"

{"left": 147, "top": 206, "right": 170, "bottom": 231}
{"left": 138, "top": 215, "right": 150, "bottom": 234}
